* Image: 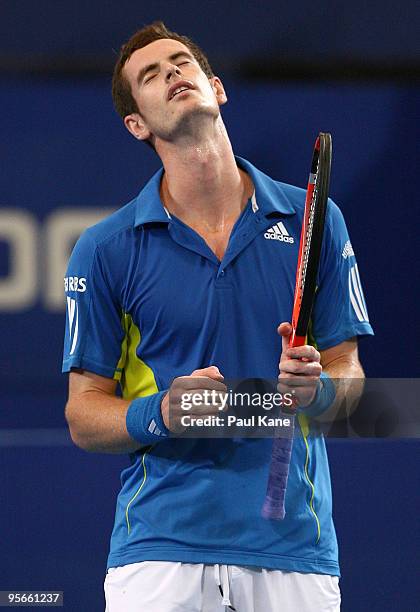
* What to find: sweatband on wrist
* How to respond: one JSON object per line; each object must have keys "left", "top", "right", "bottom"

{"left": 126, "top": 390, "right": 170, "bottom": 444}
{"left": 298, "top": 371, "right": 336, "bottom": 418}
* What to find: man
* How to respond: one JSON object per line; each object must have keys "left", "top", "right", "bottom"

{"left": 63, "top": 21, "right": 373, "bottom": 611}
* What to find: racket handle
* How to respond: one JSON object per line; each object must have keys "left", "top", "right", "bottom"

{"left": 261, "top": 416, "right": 295, "bottom": 520}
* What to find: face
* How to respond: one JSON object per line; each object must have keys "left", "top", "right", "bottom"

{"left": 122, "top": 38, "right": 227, "bottom": 144}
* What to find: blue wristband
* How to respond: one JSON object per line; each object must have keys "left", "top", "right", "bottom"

{"left": 298, "top": 371, "right": 336, "bottom": 418}
{"left": 126, "top": 390, "right": 170, "bottom": 444}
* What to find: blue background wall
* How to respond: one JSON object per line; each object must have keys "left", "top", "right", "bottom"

{"left": 1, "top": 2, "right": 419, "bottom": 610}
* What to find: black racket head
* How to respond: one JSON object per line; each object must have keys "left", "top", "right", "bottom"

{"left": 295, "top": 132, "right": 332, "bottom": 338}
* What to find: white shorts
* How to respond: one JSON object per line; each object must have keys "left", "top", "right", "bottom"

{"left": 104, "top": 561, "right": 341, "bottom": 611}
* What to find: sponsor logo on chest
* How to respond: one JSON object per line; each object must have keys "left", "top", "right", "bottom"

{"left": 264, "top": 222, "right": 294, "bottom": 244}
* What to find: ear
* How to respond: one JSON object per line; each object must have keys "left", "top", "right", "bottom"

{"left": 211, "top": 76, "right": 228, "bottom": 106}
{"left": 123, "top": 113, "right": 151, "bottom": 141}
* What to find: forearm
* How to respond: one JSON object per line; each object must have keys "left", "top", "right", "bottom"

{"left": 65, "top": 391, "right": 141, "bottom": 454}
{"left": 65, "top": 367, "right": 223, "bottom": 453}
{"left": 316, "top": 357, "right": 365, "bottom": 423}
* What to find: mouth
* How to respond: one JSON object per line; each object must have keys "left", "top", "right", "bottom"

{"left": 167, "top": 81, "right": 195, "bottom": 101}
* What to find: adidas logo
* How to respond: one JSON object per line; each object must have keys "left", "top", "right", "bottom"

{"left": 264, "top": 222, "right": 294, "bottom": 244}
{"left": 342, "top": 240, "right": 355, "bottom": 259}
{"left": 147, "top": 418, "right": 168, "bottom": 437}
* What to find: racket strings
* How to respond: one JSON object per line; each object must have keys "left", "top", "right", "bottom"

{"left": 299, "top": 177, "right": 318, "bottom": 296}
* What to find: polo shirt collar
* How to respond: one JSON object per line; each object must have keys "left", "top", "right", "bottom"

{"left": 134, "top": 167, "right": 170, "bottom": 227}
{"left": 134, "top": 155, "right": 296, "bottom": 227}
{"left": 235, "top": 156, "right": 296, "bottom": 216}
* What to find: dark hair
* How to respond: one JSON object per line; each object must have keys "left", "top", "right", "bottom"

{"left": 112, "top": 21, "right": 214, "bottom": 121}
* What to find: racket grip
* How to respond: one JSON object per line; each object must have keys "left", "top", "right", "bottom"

{"left": 261, "top": 418, "right": 295, "bottom": 520}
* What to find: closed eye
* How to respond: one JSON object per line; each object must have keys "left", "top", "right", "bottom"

{"left": 144, "top": 73, "right": 157, "bottom": 84}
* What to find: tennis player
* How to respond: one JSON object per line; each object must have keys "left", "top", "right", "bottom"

{"left": 63, "top": 22, "right": 373, "bottom": 611}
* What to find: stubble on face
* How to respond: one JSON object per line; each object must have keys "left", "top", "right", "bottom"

{"left": 123, "top": 39, "right": 223, "bottom": 144}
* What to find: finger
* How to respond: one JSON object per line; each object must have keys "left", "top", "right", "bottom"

{"left": 171, "top": 387, "right": 227, "bottom": 408}
{"left": 277, "top": 321, "right": 293, "bottom": 355}
{"left": 174, "top": 376, "right": 227, "bottom": 392}
{"left": 278, "top": 374, "right": 321, "bottom": 387}
{"left": 277, "top": 380, "right": 295, "bottom": 395}
{"left": 277, "top": 321, "right": 293, "bottom": 336}
{"left": 285, "top": 345, "right": 320, "bottom": 362}
{"left": 180, "top": 388, "right": 227, "bottom": 405}
{"left": 188, "top": 404, "right": 225, "bottom": 416}
{"left": 280, "top": 360, "right": 322, "bottom": 376}
{"left": 191, "top": 366, "right": 224, "bottom": 381}
{"left": 277, "top": 375, "right": 319, "bottom": 392}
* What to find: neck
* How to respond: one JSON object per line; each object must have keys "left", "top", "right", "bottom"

{"left": 157, "top": 117, "right": 253, "bottom": 232}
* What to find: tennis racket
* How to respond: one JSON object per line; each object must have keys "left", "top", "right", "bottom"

{"left": 261, "top": 132, "right": 332, "bottom": 520}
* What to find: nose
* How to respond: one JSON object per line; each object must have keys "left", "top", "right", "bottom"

{"left": 165, "top": 64, "right": 182, "bottom": 82}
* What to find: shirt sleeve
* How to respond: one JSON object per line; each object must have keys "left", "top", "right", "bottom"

{"left": 62, "top": 229, "right": 125, "bottom": 379}
{"left": 310, "top": 198, "right": 374, "bottom": 350}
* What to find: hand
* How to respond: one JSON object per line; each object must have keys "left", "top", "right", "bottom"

{"left": 161, "top": 366, "right": 227, "bottom": 433}
{"left": 277, "top": 322, "right": 322, "bottom": 408}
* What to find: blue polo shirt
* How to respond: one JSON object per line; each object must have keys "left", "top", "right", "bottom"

{"left": 62, "top": 156, "right": 373, "bottom": 576}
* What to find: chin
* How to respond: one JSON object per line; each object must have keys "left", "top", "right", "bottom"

{"left": 154, "top": 104, "right": 220, "bottom": 142}
{"left": 177, "top": 103, "right": 220, "bottom": 125}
